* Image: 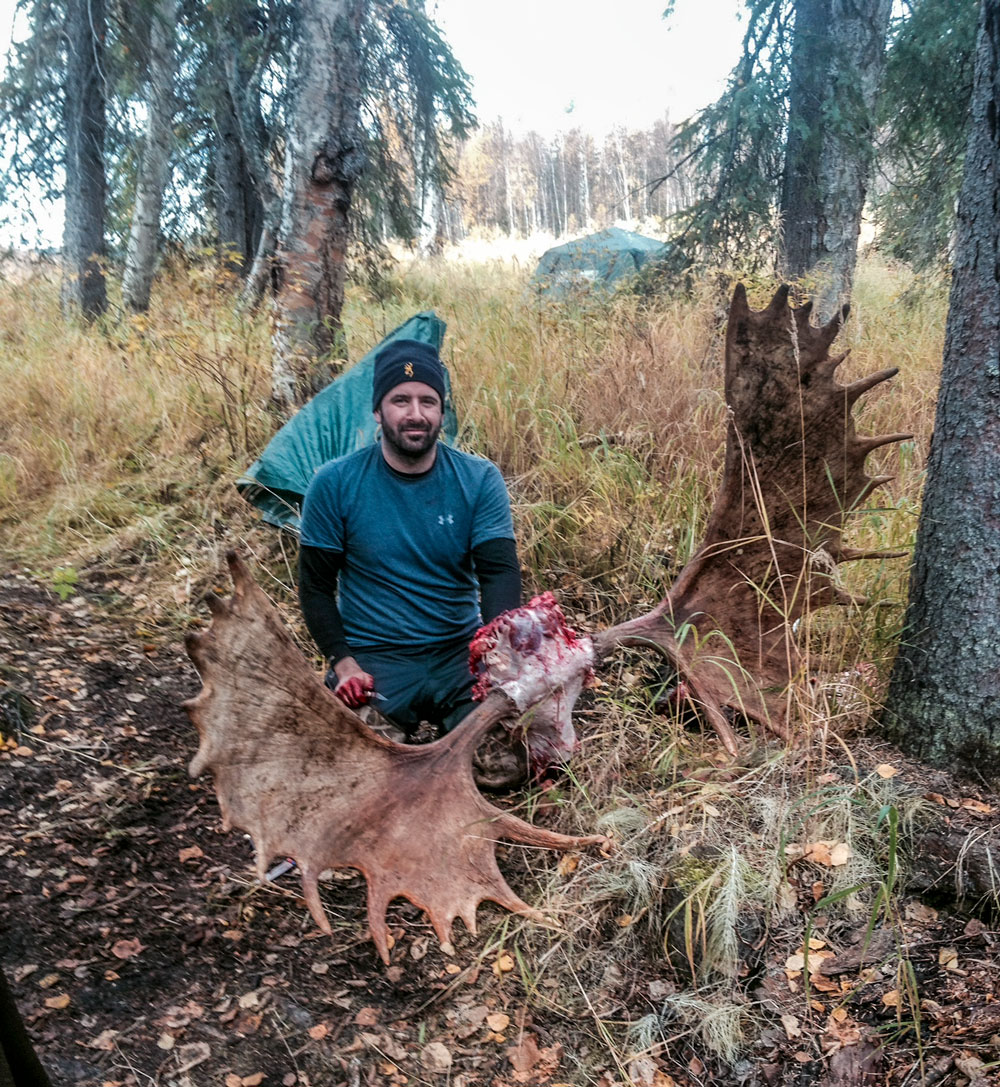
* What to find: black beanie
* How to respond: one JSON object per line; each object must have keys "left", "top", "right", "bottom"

{"left": 371, "top": 339, "right": 446, "bottom": 410}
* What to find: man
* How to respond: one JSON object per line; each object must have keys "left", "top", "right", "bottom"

{"left": 298, "top": 338, "right": 521, "bottom": 736}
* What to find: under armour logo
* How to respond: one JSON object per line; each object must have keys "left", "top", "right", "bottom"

{"left": 404, "top": 362, "right": 414, "bottom": 377}
{"left": 438, "top": 513, "right": 454, "bottom": 526}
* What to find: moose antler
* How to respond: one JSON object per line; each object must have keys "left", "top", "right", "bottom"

{"left": 184, "top": 552, "right": 603, "bottom": 962}
{"left": 595, "top": 284, "right": 910, "bottom": 748}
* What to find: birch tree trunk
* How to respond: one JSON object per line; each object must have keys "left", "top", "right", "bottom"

{"left": 62, "top": 0, "right": 107, "bottom": 321}
{"left": 779, "top": 0, "right": 892, "bottom": 319}
{"left": 270, "top": 0, "right": 366, "bottom": 409}
{"left": 883, "top": 0, "right": 1000, "bottom": 774}
{"left": 121, "top": 0, "right": 178, "bottom": 313}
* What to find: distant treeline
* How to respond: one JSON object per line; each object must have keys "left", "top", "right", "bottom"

{"left": 437, "top": 116, "right": 694, "bottom": 242}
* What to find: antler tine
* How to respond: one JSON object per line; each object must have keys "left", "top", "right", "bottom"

{"left": 854, "top": 432, "right": 914, "bottom": 455}
{"left": 763, "top": 282, "right": 792, "bottom": 318}
{"left": 836, "top": 545, "right": 909, "bottom": 562}
{"left": 845, "top": 366, "right": 898, "bottom": 402}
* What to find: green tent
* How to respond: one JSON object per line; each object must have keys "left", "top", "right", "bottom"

{"left": 531, "top": 227, "right": 670, "bottom": 297}
{"left": 237, "top": 311, "right": 457, "bottom": 533}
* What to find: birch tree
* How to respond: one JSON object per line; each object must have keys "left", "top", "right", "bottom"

{"left": 270, "top": 0, "right": 366, "bottom": 408}
{"left": 122, "top": 0, "right": 179, "bottom": 313}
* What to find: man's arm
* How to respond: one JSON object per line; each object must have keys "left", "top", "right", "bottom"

{"left": 472, "top": 537, "right": 521, "bottom": 623}
{"left": 298, "top": 545, "right": 374, "bottom": 707}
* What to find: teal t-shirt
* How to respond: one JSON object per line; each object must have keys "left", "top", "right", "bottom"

{"left": 299, "top": 443, "right": 515, "bottom": 650}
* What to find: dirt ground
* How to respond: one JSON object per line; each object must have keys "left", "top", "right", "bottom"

{"left": 2, "top": 563, "right": 1000, "bottom": 1087}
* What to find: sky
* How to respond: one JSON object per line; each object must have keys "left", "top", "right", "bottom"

{"left": 0, "top": 0, "right": 747, "bottom": 246}
{"left": 429, "top": 0, "right": 746, "bottom": 137}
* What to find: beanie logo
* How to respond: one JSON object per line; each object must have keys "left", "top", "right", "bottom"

{"left": 404, "top": 362, "right": 414, "bottom": 377}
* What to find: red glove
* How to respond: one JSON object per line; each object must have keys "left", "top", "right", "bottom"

{"left": 334, "top": 674, "right": 374, "bottom": 707}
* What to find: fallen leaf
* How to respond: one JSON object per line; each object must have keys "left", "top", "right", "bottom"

{"left": 961, "top": 798, "right": 992, "bottom": 814}
{"left": 785, "top": 952, "right": 806, "bottom": 974}
{"left": 882, "top": 989, "right": 899, "bottom": 1007}
{"left": 905, "top": 901, "right": 938, "bottom": 923}
{"left": 409, "top": 936, "right": 430, "bottom": 961}
{"left": 420, "top": 1042, "right": 452, "bottom": 1073}
{"left": 508, "top": 1033, "right": 542, "bottom": 1076}
{"left": 226, "top": 1076, "right": 242, "bottom": 1087}
{"left": 241, "top": 1074, "right": 264, "bottom": 1087}
{"left": 37, "top": 973, "right": 60, "bottom": 989}
{"left": 178, "top": 845, "right": 204, "bottom": 863}
{"left": 444, "top": 963, "right": 461, "bottom": 975}
{"left": 176, "top": 1044, "right": 212, "bottom": 1074}
{"left": 157, "top": 1033, "right": 175, "bottom": 1051}
{"left": 486, "top": 1012, "right": 510, "bottom": 1032}
{"left": 617, "top": 914, "right": 634, "bottom": 927}
{"left": 938, "top": 947, "right": 959, "bottom": 971}
{"left": 44, "top": 993, "right": 70, "bottom": 1010}
{"left": 828, "top": 842, "right": 852, "bottom": 867}
{"left": 804, "top": 841, "right": 833, "bottom": 866}
{"left": 492, "top": 952, "right": 515, "bottom": 975}
{"left": 875, "top": 763, "right": 898, "bottom": 778}
{"left": 557, "top": 853, "right": 579, "bottom": 876}
{"left": 238, "top": 991, "right": 261, "bottom": 1010}
{"left": 781, "top": 1013, "right": 801, "bottom": 1039}
{"left": 307, "top": 1024, "right": 328, "bottom": 1040}
{"left": 310, "top": 962, "right": 329, "bottom": 975}
{"left": 111, "top": 938, "right": 145, "bottom": 960}
{"left": 355, "top": 1007, "right": 379, "bottom": 1026}
{"left": 830, "top": 1007, "right": 848, "bottom": 1023}
{"left": 88, "top": 1029, "right": 119, "bottom": 1051}
{"left": 628, "top": 1055, "right": 658, "bottom": 1086}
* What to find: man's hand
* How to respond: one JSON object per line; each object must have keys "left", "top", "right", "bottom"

{"left": 332, "top": 656, "right": 376, "bottom": 708}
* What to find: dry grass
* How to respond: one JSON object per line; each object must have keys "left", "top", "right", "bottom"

{"left": 0, "top": 246, "right": 953, "bottom": 1078}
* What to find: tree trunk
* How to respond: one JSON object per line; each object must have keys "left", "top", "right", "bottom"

{"left": 121, "top": 0, "right": 178, "bottom": 313}
{"left": 62, "top": 0, "right": 107, "bottom": 321}
{"left": 270, "top": 0, "right": 366, "bottom": 409}
{"left": 883, "top": 0, "right": 1000, "bottom": 774}
{"left": 213, "top": 83, "right": 266, "bottom": 275}
{"left": 779, "top": 0, "right": 892, "bottom": 319}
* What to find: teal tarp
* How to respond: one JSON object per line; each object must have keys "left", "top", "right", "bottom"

{"left": 532, "top": 227, "right": 670, "bottom": 297}
{"left": 238, "top": 311, "right": 456, "bottom": 532}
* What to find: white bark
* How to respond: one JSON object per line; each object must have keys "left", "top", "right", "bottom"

{"left": 121, "top": 0, "right": 178, "bottom": 313}
{"left": 271, "top": 0, "right": 366, "bottom": 409}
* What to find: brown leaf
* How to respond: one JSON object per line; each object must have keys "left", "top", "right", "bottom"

{"left": 241, "top": 1074, "right": 264, "bottom": 1087}
{"left": 307, "top": 1024, "right": 328, "bottom": 1040}
{"left": 420, "top": 1042, "right": 452, "bottom": 1074}
{"left": 176, "top": 1043, "right": 212, "bottom": 1074}
{"left": 111, "top": 938, "right": 145, "bottom": 960}
{"left": 88, "top": 1029, "right": 119, "bottom": 1051}
{"left": 493, "top": 952, "right": 515, "bottom": 975}
{"left": 508, "top": 1033, "right": 542, "bottom": 1075}
{"left": 44, "top": 993, "right": 70, "bottom": 1010}
{"left": 178, "top": 845, "right": 204, "bottom": 863}
{"left": 874, "top": 763, "right": 898, "bottom": 778}
{"left": 354, "top": 1007, "right": 379, "bottom": 1026}
{"left": 487, "top": 1012, "right": 511, "bottom": 1032}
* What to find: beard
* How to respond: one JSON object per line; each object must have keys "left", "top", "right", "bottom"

{"left": 380, "top": 416, "right": 442, "bottom": 461}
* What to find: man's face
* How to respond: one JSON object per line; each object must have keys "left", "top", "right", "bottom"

{"left": 375, "top": 381, "right": 443, "bottom": 460}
